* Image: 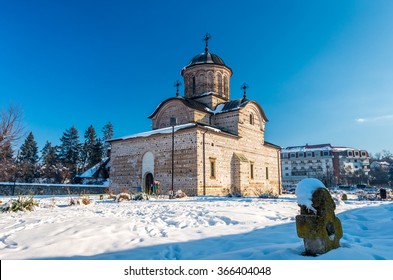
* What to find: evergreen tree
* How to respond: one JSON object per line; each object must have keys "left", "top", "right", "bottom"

{"left": 81, "top": 125, "right": 103, "bottom": 171}
{"left": 19, "top": 132, "right": 38, "bottom": 164}
{"left": 40, "top": 141, "right": 67, "bottom": 183}
{"left": 58, "top": 126, "right": 81, "bottom": 183}
{"left": 41, "top": 141, "right": 58, "bottom": 167}
{"left": 0, "top": 140, "right": 15, "bottom": 181}
{"left": 17, "top": 132, "right": 39, "bottom": 182}
{"left": 102, "top": 121, "right": 114, "bottom": 157}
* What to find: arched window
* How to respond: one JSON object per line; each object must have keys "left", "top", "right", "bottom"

{"left": 192, "top": 76, "right": 196, "bottom": 95}
{"left": 223, "top": 76, "right": 228, "bottom": 97}
{"left": 217, "top": 73, "right": 222, "bottom": 96}
{"left": 208, "top": 72, "right": 214, "bottom": 92}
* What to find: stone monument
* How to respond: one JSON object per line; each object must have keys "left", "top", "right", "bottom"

{"left": 295, "top": 178, "right": 343, "bottom": 256}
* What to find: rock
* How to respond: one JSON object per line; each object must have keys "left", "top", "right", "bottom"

{"left": 296, "top": 187, "right": 343, "bottom": 256}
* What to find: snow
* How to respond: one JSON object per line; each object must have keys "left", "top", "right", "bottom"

{"left": 110, "top": 123, "right": 196, "bottom": 141}
{"left": 1, "top": 194, "right": 392, "bottom": 260}
{"left": 295, "top": 178, "right": 327, "bottom": 212}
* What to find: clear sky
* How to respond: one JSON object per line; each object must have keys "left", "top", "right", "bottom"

{"left": 1, "top": 0, "right": 393, "bottom": 155}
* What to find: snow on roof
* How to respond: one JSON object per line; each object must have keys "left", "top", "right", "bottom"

{"left": 79, "top": 157, "right": 109, "bottom": 178}
{"left": 283, "top": 145, "right": 332, "bottom": 153}
{"left": 295, "top": 178, "right": 327, "bottom": 212}
{"left": 110, "top": 123, "right": 223, "bottom": 141}
{"left": 282, "top": 144, "right": 360, "bottom": 153}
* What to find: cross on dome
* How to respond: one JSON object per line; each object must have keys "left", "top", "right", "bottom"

{"left": 203, "top": 33, "right": 211, "bottom": 52}
{"left": 241, "top": 83, "right": 249, "bottom": 100}
{"left": 174, "top": 80, "right": 181, "bottom": 96}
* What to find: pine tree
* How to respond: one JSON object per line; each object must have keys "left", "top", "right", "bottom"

{"left": 40, "top": 141, "right": 64, "bottom": 183}
{"left": 81, "top": 125, "right": 103, "bottom": 171}
{"left": 58, "top": 126, "right": 81, "bottom": 183}
{"left": 0, "top": 140, "right": 15, "bottom": 181}
{"left": 102, "top": 121, "right": 114, "bottom": 157}
{"left": 17, "top": 132, "right": 39, "bottom": 182}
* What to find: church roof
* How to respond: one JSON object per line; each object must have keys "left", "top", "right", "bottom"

{"left": 148, "top": 97, "right": 212, "bottom": 119}
{"left": 210, "top": 98, "right": 269, "bottom": 121}
{"left": 149, "top": 96, "right": 268, "bottom": 121}
{"left": 185, "top": 52, "right": 227, "bottom": 68}
{"left": 108, "top": 122, "right": 237, "bottom": 142}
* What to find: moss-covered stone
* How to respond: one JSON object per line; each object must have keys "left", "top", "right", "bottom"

{"left": 296, "top": 188, "right": 343, "bottom": 255}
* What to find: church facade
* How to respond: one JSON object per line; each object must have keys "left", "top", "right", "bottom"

{"left": 109, "top": 38, "right": 282, "bottom": 196}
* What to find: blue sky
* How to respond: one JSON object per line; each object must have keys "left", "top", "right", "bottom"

{"left": 1, "top": 0, "right": 393, "bottom": 155}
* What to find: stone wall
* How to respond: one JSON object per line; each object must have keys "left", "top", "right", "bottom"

{"left": 0, "top": 183, "right": 108, "bottom": 196}
{"left": 195, "top": 123, "right": 281, "bottom": 196}
{"left": 152, "top": 100, "right": 193, "bottom": 129}
{"left": 110, "top": 127, "right": 199, "bottom": 195}
{"left": 182, "top": 64, "right": 232, "bottom": 99}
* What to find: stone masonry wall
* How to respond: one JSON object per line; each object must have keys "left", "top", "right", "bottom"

{"left": 152, "top": 100, "right": 193, "bottom": 129}
{"left": 110, "top": 128, "right": 199, "bottom": 195}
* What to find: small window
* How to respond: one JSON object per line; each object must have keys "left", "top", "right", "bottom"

{"left": 250, "top": 114, "right": 254, "bottom": 125}
{"left": 323, "top": 151, "right": 329, "bottom": 156}
{"left": 298, "top": 153, "right": 304, "bottom": 157}
{"left": 250, "top": 162, "right": 254, "bottom": 179}
{"left": 307, "top": 152, "right": 312, "bottom": 157}
{"left": 266, "top": 167, "right": 269, "bottom": 180}
{"left": 210, "top": 158, "right": 216, "bottom": 179}
{"left": 192, "top": 77, "right": 196, "bottom": 94}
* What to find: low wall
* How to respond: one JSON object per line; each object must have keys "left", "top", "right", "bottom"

{"left": 0, "top": 182, "right": 108, "bottom": 196}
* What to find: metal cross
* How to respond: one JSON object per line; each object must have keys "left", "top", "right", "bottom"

{"left": 174, "top": 80, "right": 181, "bottom": 96}
{"left": 241, "top": 83, "right": 249, "bottom": 99}
{"left": 203, "top": 33, "right": 211, "bottom": 52}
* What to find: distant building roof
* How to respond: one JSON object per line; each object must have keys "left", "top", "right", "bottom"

{"left": 282, "top": 144, "right": 368, "bottom": 154}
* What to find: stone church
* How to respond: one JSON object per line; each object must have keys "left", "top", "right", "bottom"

{"left": 109, "top": 37, "right": 282, "bottom": 196}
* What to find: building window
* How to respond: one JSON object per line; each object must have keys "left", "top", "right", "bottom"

{"left": 307, "top": 152, "right": 312, "bottom": 157}
{"left": 210, "top": 158, "right": 216, "bottom": 179}
{"left": 290, "top": 153, "right": 296, "bottom": 158}
{"left": 266, "top": 167, "right": 269, "bottom": 180}
{"left": 224, "top": 76, "right": 228, "bottom": 96}
{"left": 323, "top": 151, "right": 329, "bottom": 156}
{"left": 250, "top": 114, "right": 254, "bottom": 125}
{"left": 192, "top": 76, "right": 196, "bottom": 94}
{"left": 250, "top": 162, "right": 254, "bottom": 179}
{"left": 217, "top": 74, "right": 223, "bottom": 96}
{"left": 298, "top": 153, "right": 304, "bottom": 157}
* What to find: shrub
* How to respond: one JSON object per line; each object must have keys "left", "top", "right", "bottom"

{"left": 132, "top": 193, "right": 149, "bottom": 201}
{"left": 1, "top": 196, "right": 38, "bottom": 212}
{"left": 174, "top": 190, "right": 187, "bottom": 199}
{"left": 116, "top": 193, "right": 131, "bottom": 202}
{"left": 69, "top": 196, "right": 91, "bottom": 206}
{"left": 341, "top": 193, "right": 348, "bottom": 201}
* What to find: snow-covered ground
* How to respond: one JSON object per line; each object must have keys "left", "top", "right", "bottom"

{"left": 0, "top": 194, "right": 392, "bottom": 260}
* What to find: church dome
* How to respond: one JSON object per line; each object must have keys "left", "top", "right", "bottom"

{"left": 185, "top": 52, "right": 227, "bottom": 68}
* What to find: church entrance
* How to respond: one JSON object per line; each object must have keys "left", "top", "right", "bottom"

{"left": 145, "top": 173, "right": 154, "bottom": 194}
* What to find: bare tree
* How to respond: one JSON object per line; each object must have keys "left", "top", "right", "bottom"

{"left": 0, "top": 104, "right": 24, "bottom": 181}
{"left": 0, "top": 104, "right": 24, "bottom": 148}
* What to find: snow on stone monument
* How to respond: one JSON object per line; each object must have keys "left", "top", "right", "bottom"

{"left": 295, "top": 178, "right": 343, "bottom": 256}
